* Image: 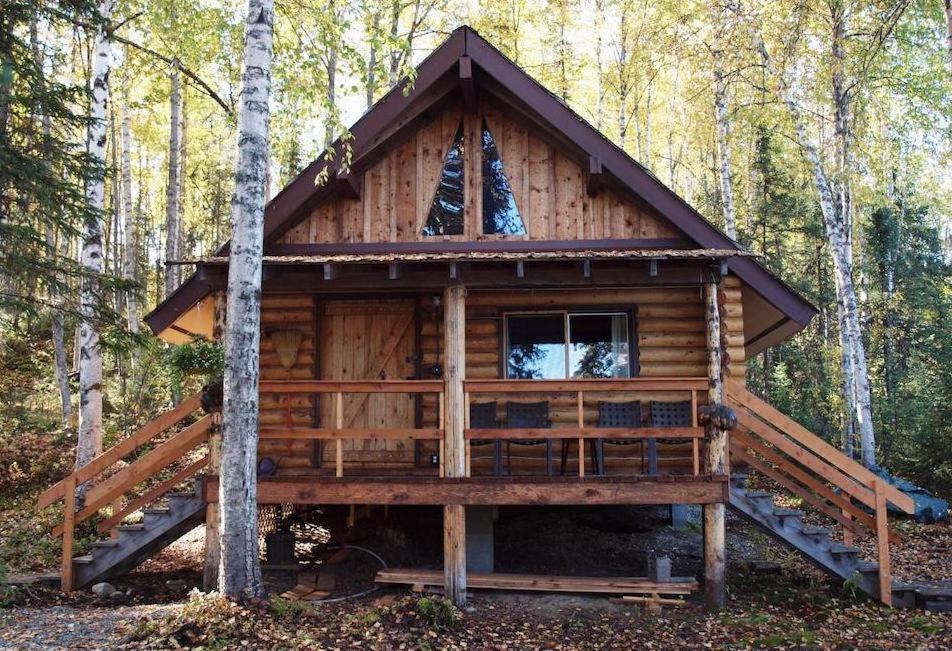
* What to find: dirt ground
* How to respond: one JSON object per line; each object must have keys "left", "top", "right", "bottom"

{"left": 1, "top": 506, "right": 950, "bottom": 649}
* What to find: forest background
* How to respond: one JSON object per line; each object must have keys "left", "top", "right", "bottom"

{"left": 1, "top": 0, "right": 950, "bottom": 516}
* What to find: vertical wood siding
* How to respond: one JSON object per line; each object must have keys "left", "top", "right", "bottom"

{"left": 277, "top": 101, "right": 683, "bottom": 245}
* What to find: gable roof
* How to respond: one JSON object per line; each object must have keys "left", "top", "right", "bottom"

{"left": 146, "top": 26, "right": 816, "bottom": 352}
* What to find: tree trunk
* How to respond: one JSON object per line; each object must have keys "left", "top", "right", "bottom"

{"left": 325, "top": 23, "right": 337, "bottom": 149}
{"left": 164, "top": 65, "right": 182, "bottom": 297}
{"left": 218, "top": 0, "right": 274, "bottom": 601}
{"left": 389, "top": 0, "right": 400, "bottom": 86}
{"left": 366, "top": 10, "right": 380, "bottom": 108}
{"left": 120, "top": 107, "right": 139, "bottom": 339}
{"left": 32, "top": 9, "right": 71, "bottom": 427}
{"left": 77, "top": 0, "right": 115, "bottom": 482}
{"left": 713, "top": 66, "right": 737, "bottom": 240}
{"left": 594, "top": 0, "right": 605, "bottom": 130}
{"left": 944, "top": 0, "right": 952, "bottom": 70}
{"left": 760, "top": 39, "right": 877, "bottom": 467}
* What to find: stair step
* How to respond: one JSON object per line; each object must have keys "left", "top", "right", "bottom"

{"left": 117, "top": 524, "right": 145, "bottom": 533}
{"left": 91, "top": 540, "right": 121, "bottom": 549}
{"left": 857, "top": 561, "right": 879, "bottom": 574}
{"left": 773, "top": 508, "right": 804, "bottom": 517}
{"left": 801, "top": 526, "right": 831, "bottom": 536}
{"left": 829, "top": 543, "right": 860, "bottom": 556}
{"left": 73, "top": 555, "right": 93, "bottom": 564}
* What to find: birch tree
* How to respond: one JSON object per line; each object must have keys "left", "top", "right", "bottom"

{"left": 164, "top": 66, "right": 182, "bottom": 296}
{"left": 218, "top": 0, "right": 275, "bottom": 601}
{"left": 77, "top": 0, "right": 115, "bottom": 478}
{"left": 121, "top": 106, "right": 139, "bottom": 339}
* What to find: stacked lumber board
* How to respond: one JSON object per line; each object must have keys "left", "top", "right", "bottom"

{"left": 375, "top": 568, "right": 697, "bottom": 596}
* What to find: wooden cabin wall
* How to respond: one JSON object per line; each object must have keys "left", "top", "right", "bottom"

{"left": 276, "top": 101, "right": 683, "bottom": 245}
{"left": 257, "top": 294, "right": 318, "bottom": 475}
{"left": 252, "top": 277, "right": 743, "bottom": 474}
{"left": 417, "top": 278, "right": 745, "bottom": 473}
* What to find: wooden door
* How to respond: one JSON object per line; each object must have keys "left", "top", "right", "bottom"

{"left": 320, "top": 300, "right": 416, "bottom": 469}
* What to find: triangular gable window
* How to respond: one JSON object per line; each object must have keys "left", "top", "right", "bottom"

{"left": 423, "top": 123, "right": 465, "bottom": 236}
{"left": 422, "top": 118, "right": 527, "bottom": 237}
{"left": 482, "top": 119, "right": 526, "bottom": 235}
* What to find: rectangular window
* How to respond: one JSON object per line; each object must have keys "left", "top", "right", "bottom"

{"left": 505, "top": 312, "right": 631, "bottom": 379}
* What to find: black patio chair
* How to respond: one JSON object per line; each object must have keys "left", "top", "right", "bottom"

{"left": 593, "top": 400, "right": 643, "bottom": 475}
{"left": 648, "top": 400, "right": 694, "bottom": 475}
{"left": 505, "top": 401, "right": 553, "bottom": 476}
{"left": 469, "top": 401, "right": 503, "bottom": 476}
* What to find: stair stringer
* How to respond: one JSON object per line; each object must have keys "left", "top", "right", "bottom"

{"left": 74, "top": 485, "right": 207, "bottom": 589}
{"left": 728, "top": 485, "right": 890, "bottom": 603}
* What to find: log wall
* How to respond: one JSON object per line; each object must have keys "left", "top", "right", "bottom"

{"left": 255, "top": 277, "right": 744, "bottom": 475}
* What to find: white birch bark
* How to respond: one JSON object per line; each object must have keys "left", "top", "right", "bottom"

{"left": 944, "top": 0, "right": 952, "bottom": 70}
{"left": 120, "top": 107, "right": 139, "bottom": 338}
{"left": 218, "top": 0, "right": 274, "bottom": 600}
{"left": 164, "top": 66, "right": 182, "bottom": 297}
{"left": 32, "top": 9, "right": 71, "bottom": 426}
{"left": 759, "top": 39, "right": 877, "bottom": 467}
{"left": 713, "top": 67, "right": 737, "bottom": 240}
{"left": 594, "top": 0, "right": 605, "bottom": 130}
{"left": 77, "top": 0, "right": 114, "bottom": 478}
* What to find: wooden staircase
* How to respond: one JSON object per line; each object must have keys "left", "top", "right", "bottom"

{"left": 38, "top": 394, "right": 211, "bottom": 591}
{"left": 723, "top": 380, "right": 949, "bottom": 609}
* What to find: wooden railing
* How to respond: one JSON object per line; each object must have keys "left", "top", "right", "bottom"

{"left": 37, "top": 393, "right": 210, "bottom": 591}
{"left": 463, "top": 378, "right": 709, "bottom": 477}
{"left": 258, "top": 380, "right": 446, "bottom": 477}
{"left": 725, "top": 379, "right": 915, "bottom": 606}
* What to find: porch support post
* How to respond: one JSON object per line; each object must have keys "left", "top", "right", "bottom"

{"left": 703, "top": 275, "right": 727, "bottom": 609}
{"left": 204, "top": 290, "right": 226, "bottom": 590}
{"left": 443, "top": 284, "right": 467, "bottom": 605}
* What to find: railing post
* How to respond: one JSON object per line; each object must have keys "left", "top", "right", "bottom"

{"left": 703, "top": 275, "right": 727, "bottom": 610}
{"left": 464, "top": 391, "right": 471, "bottom": 477}
{"left": 873, "top": 479, "right": 893, "bottom": 606}
{"left": 442, "top": 284, "right": 467, "bottom": 606}
{"left": 204, "top": 412, "right": 222, "bottom": 590}
{"left": 842, "top": 490, "right": 854, "bottom": 547}
{"left": 335, "top": 391, "right": 344, "bottom": 477}
{"left": 61, "top": 475, "right": 76, "bottom": 592}
{"left": 691, "top": 390, "right": 700, "bottom": 476}
{"left": 577, "top": 391, "right": 585, "bottom": 477}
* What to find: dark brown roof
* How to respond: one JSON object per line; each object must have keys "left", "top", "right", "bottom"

{"left": 145, "top": 26, "right": 816, "bottom": 350}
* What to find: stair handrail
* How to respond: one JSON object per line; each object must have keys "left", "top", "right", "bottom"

{"left": 725, "top": 379, "right": 913, "bottom": 514}
{"left": 36, "top": 393, "right": 210, "bottom": 591}
{"left": 726, "top": 379, "right": 912, "bottom": 607}
{"left": 38, "top": 393, "right": 203, "bottom": 509}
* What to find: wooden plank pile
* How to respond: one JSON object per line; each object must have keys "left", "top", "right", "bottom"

{"left": 279, "top": 548, "right": 352, "bottom": 602}
{"left": 375, "top": 568, "right": 696, "bottom": 610}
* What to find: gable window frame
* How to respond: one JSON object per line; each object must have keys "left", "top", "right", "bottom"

{"left": 502, "top": 306, "right": 639, "bottom": 380}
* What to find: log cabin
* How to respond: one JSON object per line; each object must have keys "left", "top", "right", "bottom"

{"left": 39, "top": 27, "right": 919, "bottom": 609}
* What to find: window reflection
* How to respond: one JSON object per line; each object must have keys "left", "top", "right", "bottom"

{"left": 507, "top": 315, "right": 566, "bottom": 379}
{"left": 569, "top": 314, "right": 630, "bottom": 379}
{"left": 482, "top": 120, "right": 526, "bottom": 235}
{"left": 506, "top": 312, "right": 631, "bottom": 380}
{"left": 422, "top": 122, "right": 465, "bottom": 236}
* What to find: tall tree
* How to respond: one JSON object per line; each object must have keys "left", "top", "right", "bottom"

{"left": 164, "top": 65, "right": 182, "bottom": 296}
{"left": 120, "top": 105, "right": 139, "bottom": 339}
{"left": 218, "top": 0, "right": 274, "bottom": 601}
{"left": 77, "top": 0, "right": 115, "bottom": 478}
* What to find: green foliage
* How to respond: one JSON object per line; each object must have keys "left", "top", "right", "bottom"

{"left": 166, "top": 338, "right": 224, "bottom": 395}
{"left": 415, "top": 595, "right": 459, "bottom": 630}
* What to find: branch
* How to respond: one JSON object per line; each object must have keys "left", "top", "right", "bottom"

{"left": 112, "top": 34, "right": 233, "bottom": 117}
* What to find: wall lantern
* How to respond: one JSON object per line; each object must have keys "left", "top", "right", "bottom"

{"left": 269, "top": 327, "right": 303, "bottom": 370}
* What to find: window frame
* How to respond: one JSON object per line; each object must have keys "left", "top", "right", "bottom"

{"left": 502, "top": 307, "right": 639, "bottom": 380}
